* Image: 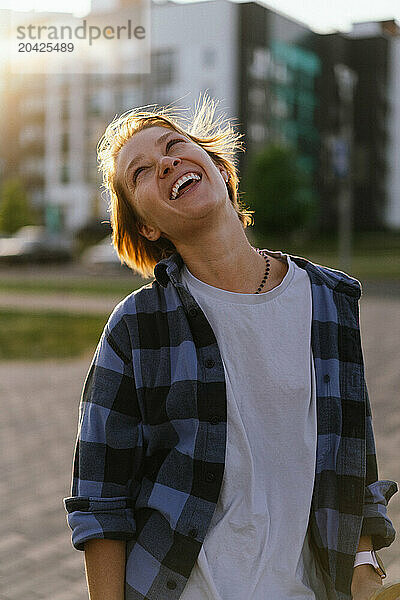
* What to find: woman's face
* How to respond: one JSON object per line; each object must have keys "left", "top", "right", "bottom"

{"left": 116, "top": 125, "right": 230, "bottom": 243}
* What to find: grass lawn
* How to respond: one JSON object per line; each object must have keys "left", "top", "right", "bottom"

{"left": 292, "top": 253, "right": 400, "bottom": 280}
{"left": 0, "top": 232, "right": 398, "bottom": 298}
{"left": 0, "top": 276, "right": 147, "bottom": 297}
{"left": 0, "top": 231, "right": 398, "bottom": 360}
{"left": 0, "top": 231, "right": 398, "bottom": 298}
{"left": 252, "top": 230, "right": 400, "bottom": 280}
{"left": 0, "top": 310, "right": 107, "bottom": 360}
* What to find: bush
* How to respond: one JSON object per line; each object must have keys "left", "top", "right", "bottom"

{"left": 242, "top": 144, "right": 318, "bottom": 237}
{"left": 0, "top": 178, "right": 36, "bottom": 234}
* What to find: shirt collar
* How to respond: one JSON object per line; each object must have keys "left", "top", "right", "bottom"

{"left": 153, "top": 250, "right": 362, "bottom": 299}
{"left": 154, "top": 252, "right": 184, "bottom": 287}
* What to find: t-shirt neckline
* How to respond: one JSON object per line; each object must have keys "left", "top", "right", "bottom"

{"left": 180, "top": 251, "right": 296, "bottom": 305}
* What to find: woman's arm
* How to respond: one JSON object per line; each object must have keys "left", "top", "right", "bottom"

{"left": 64, "top": 311, "right": 142, "bottom": 596}
{"left": 64, "top": 323, "right": 140, "bottom": 552}
{"left": 351, "top": 535, "right": 382, "bottom": 599}
{"left": 84, "top": 539, "right": 126, "bottom": 600}
{"left": 360, "top": 382, "right": 397, "bottom": 548}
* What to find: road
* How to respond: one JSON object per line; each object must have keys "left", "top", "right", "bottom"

{"left": 0, "top": 289, "right": 399, "bottom": 599}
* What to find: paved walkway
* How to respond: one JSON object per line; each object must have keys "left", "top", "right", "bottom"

{"left": 0, "top": 279, "right": 398, "bottom": 317}
{"left": 0, "top": 292, "right": 399, "bottom": 599}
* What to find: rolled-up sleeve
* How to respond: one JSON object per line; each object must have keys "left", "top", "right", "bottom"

{"left": 360, "top": 381, "right": 398, "bottom": 549}
{"left": 361, "top": 480, "right": 398, "bottom": 550}
{"left": 64, "top": 496, "right": 137, "bottom": 551}
{"left": 64, "top": 312, "right": 143, "bottom": 551}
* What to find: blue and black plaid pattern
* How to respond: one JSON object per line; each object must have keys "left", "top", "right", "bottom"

{"left": 64, "top": 250, "right": 397, "bottom": 600}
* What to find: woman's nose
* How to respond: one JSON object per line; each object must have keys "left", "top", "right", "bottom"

{"left": 159, "top": 156, "right": 181, "bottom": 177}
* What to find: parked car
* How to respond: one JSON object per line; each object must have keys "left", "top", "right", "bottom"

{"left": 0, "top": 226, "right": 74, "bottom": 263}
{"left": 81, "top": 236, "right": 125, "bottom": 269}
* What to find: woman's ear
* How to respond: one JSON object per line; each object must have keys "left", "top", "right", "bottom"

{"left": 138, "top": 223, "right": 161, "bottom": 242}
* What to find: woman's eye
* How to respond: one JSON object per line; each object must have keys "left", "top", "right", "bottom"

{"left": 133, "top": 166, "right": 145, "bottom": 181}
{"left": 167, "top": 138, "right": 185, "bottom": 151}
{"left": 132, "top": 139, "right": 184, "bottom": 182}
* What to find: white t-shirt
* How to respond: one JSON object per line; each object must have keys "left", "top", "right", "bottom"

{"left": 177, "top": 250, "right": 327, "bottom": 600}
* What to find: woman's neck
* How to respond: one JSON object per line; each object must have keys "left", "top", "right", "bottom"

{"left": 174, "top": 223, "right": 286, "bottom": 294}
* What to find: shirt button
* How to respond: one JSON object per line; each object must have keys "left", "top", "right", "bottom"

{"left": 324, "top": 374, "right": 330, "bottom": 383}
{"left": 188, "top": 528, "right": 198, "bottom": 538}
{"left": 205, "top": 359, "right": 215, "bottom": 369}
{"left": 188, "top": 307, "right": 198, "bottom": 317}
{"left": 206, "top": 472, "right": 216, "bottom": 482}
{"left": 167, "top": 580, "right": 177, "bottom": 590}
{"left": 210, "top": 416, "right": 219, "bottom": 425}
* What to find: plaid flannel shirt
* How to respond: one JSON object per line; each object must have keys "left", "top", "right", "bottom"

{"left": 64, "top": 250, "right": 397, "bottom": 600}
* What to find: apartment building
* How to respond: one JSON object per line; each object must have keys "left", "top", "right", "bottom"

{"left": 312, "top": 19, "right": 400, "bottom": 231}
{"left": 1, "top": 1, "right": 399, "bottom": 233}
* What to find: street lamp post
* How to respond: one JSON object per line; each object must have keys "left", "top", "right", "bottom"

{"left": 333, "top": 64, "right": 358, "bottom": 274}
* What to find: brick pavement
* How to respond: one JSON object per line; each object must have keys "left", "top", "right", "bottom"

{"left": 0, "top": 293, "right": 399, "bottom": 599}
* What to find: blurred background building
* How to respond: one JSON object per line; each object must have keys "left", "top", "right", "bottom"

{"left": 312, "top": 19, "right": 400, "bottom": 232}
{"left": 1, "top": 0, "right": 400, "bottom": 235}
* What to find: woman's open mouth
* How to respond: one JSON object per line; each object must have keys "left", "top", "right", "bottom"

{"left": 170, "top": 172, "right": 202, "bottom": 201}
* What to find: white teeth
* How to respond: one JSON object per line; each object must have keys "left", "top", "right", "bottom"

{"left": 170, "top": 172, "right": 201, "bottom": 200}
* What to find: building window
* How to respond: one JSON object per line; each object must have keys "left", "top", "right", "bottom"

{"left": 270, "top": 95, "right": 288, "bottom": 119}
{"left": 19, "top": 124, "right": 43, "bottom": 145}
{"left": 122, "top": 86, "right": 141, "bottom": 108}
{"left": 61, "top": 163, "right": 69, "bottom": 184}
{"left": 61, "top": 131, "right": 69, "bottom": 155}
{"left": 151, "top": 49, "right": 176, "bottom": 86}
{"left": 88, "top": 95, "right": 101, "bottom": 116}
{"left": 248, "top": 122, "right": 268, "bottom": 144}
{"left": 248, "top": 87, "right": 267, "bottom": 112}
{"left": 61, "top": 98, "right": 69, "bottom": 122}
{"left": 87, "top": 87, "right": 113, "bottom": 116}
{"left": 151, "top": 89, "right": 174, "bottom": 106}
{"left": 20, "top": 157, "right": 44, "bottom": 175}
{"left": 20, "top": 96, "right": 45, "bottom": 114}
{"left": 248, "top": 47, "right": 270, "bottom": 80}
{"left": 271, "top": 61, "right": 289, "bottom": 84}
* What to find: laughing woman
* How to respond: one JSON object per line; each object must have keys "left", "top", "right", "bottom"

{"left": 64, "top": 96, "right": 397, "bottom": 600}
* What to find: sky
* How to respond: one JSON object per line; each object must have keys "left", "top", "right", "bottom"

{"left": 1, "top": 0, "right": 400, "bottom": 32}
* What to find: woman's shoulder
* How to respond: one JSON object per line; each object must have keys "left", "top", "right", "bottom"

{"left": 107, "top": 280, "right": 154, "bottom": 323}
{"left": 260, "top": 247, "right": 362, "bottom": 299}
{"left": 285, "top": 251, "right": 362, "bottom": 298}
{"left": 106, "top": 275, "right": 180, "bottom": 332}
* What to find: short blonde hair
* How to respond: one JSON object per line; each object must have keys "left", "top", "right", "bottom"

{"left": 97, "top": 95, "right": 254, "bottom": 279}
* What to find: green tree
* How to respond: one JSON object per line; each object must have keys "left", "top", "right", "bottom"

{"left": 242, "top": 144, "right": 317, "bottom": 237}
{"left": 0, "top": 178, "right": 35, "bottom": 234}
